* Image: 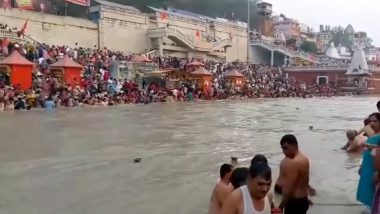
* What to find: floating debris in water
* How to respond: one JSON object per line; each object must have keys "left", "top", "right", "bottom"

{"left": 134, "top": 158, "right": 142, "bottom": 163}
{"left": 309, "top": 126, "right": 313, "bottom": 130}
{"left": 296, "top": 107, "right": 300, "bottom": 110}
{"left": 231, "top": 157, "right": 239, "bottom": 167}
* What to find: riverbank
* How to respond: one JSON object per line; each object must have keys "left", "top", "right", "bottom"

{"left": 0, "top": 94, "right": 345, "bottom": 112}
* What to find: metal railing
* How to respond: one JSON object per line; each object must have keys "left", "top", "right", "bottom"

{"left": 283, "top": 64, "right": 380, "bottom": 71}
{"left": 250, "top": 39, "right": 318, "bottom": 63}
{"left": 203, "top": 33, "right": 221, "bottom": 42}
{"left": 147, "top": 27, "right": 167, "bottom": 35}
{"left": 0, "top": 29, "right": 19, "bottom": 39}
{"left": 0, "top": 29, "right": 40, "bottom": 44}
{"left": 23, "top": 34, "right": 40, "bottom": 44}
{"left": 283, "top": 65, "right": 349, "bottom": 71}
{"left": 166, "top": 27, "right": 194, "bottom": 47}
{"left": 212, "top": 38, "right": 232, "bottom": 49}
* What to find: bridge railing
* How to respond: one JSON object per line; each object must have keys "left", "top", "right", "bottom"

{"left": 212, "top": 38, "right": 232, "bottom": 49}
{"left": 251, "top": 38, "right": 318, "bottom": 62}
{"left": 147, "top": 27, "right": 167, "bottom": 35}
{"left": 0, "top": 29, "right": 40, "bottom": 45}
{"left": 167, "top": 27, "right": 194, "bottom": 46}
{"left": 0, "top": 29, "right": 19, "bottom": 39}
{"left": 282, "top": 65, "right": 349, "bottom": 71}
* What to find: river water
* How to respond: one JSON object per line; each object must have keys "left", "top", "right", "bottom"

{"left": 0, "top": 96, "right": 377, "bottom": 214}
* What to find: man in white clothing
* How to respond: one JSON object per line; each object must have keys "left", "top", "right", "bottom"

{"left": 221, "top": 162, "right": 274, "bottom": 214}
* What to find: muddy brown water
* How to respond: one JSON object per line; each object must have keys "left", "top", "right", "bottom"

{"left": 0, "top": 96, "right": 377, "bottom": 214}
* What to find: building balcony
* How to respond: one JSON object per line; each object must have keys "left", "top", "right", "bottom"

{"left": 256, "top": 2, "right": 272, "bottom": 16}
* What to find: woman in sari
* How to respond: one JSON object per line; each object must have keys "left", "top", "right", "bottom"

{"left": 357, "top": 113, "right": 380, "bottom": 209}
{"left": 372, "top": 147, "right": 380, "bottom": 214}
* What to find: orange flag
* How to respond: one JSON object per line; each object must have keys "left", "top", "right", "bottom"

{"left": 17, "top": 20, "right": 28, "bottom": 38}
{"left": 195, "top": 31, "right": 200, "bottom": 40}
{"left": 160, "top": 11, "right": 168, "bottom": 20}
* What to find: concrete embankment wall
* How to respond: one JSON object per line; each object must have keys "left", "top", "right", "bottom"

{"left": 0, "top": 8, "right": 98, "bottom": 48}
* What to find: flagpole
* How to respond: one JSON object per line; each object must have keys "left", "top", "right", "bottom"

{"left": 65, "top": 1, "right": 68, "bottom": 16}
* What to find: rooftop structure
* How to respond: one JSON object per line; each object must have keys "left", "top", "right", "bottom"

{"left": 256, "top": 2, "right": 272, "bottom": 17}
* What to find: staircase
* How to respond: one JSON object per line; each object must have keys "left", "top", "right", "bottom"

{"left": 212, "top": 38, "right": 232, "bottom": 50}
{"left": 0, "top": 29, "right": 40, "bottom": 44}
{"left": 148, "top": 27, "right": 195, "bottom": 50}
{"left": 251, "top": 39, "right": 318, "bottom": 63}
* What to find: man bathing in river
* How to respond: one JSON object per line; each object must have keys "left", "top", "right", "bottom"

{"left": 221, "top": 162, "right": 274, "bottom": 214}
{"left": 277, "top": 134, "right": 311, "bottom": 214}
{"left": 341, "top": 130, "right": 366, "bottom": 153}
{"left": 209, "top": 164, "right": 234, "bottom": 214}
{"left": 229, "top": 155, "right": 269, "bottom": 190}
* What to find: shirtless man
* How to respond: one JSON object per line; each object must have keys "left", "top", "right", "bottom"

{"left": 278, "top": 134, "right": 310, "bottom": 214}
{"left": 209, "top": 164, "right": 234, "bottom": 214}
{"left": 221, "top": 162, "right": 274, "bottom": 214}
{"left": 275, "top": 157, "right": 316, "bottom": 207}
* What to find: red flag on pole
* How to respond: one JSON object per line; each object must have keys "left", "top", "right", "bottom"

{"left": 17, "top": 20, "right": 28, "bottom": 38}
{"left": 159, "top": 11, "right": 169, "bottom": 24}
{"left": 195, "top": 31, "right": 200, "bottom": 40}
{"left": 160, "top": 11, "right": 168, "bottom": 20}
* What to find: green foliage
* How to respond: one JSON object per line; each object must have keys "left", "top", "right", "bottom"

{"left": 300, "top": 41, "right": 317, "bottom": 53}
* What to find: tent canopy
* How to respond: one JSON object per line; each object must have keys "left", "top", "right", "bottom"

{"left": 225, "top": 69, "right": 244, "bottom": 78}
{"left": 191, "top": 67, "right": 212, "bottom": 76}
{"left": 49, "top": 55, "right": 84, "bottom": 68}
{"left": 0, "top": 51, "right": 34, "bottom": 66}
{"left": 131, "top": 55, "right": 153, "bottom": 63}
{"left": 186, "top": 61, "right": 204, "bottom": 66}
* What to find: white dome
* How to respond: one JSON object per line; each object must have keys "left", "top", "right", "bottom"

{"left": 346, "top": 48, "right": 369, "bottom": 75}
{"left": 337, "top": 44, "right": 350, "bottom": 56}
{"left": 325, "top": 42, "right": 340, "bottom": 59}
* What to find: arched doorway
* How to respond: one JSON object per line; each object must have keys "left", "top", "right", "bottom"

{"left": 317, "top": 76, "right": 328, "bottom": 85}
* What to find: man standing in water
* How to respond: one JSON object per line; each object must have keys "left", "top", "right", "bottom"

{"left": 221, "top": 162, "right": 274, "bottom": 214}
{"left": 209, "top": 163, "right": 234, "bottom": 214}
{"left": 278, "top": 134, "right": 310, "bottom": 214}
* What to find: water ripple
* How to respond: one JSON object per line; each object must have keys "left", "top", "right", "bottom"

{"left": 0, "top": 96, "right": 377, "bottom": 214}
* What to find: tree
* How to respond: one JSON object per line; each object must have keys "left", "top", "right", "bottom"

{"left": 286, "top": 38, "right": 297, "bottom": 47}
{"left": 332, "top": 28, "right": 344, "bottom": 47}
{"left": 300, "top": 41, "right": 318, "bottom": 53}
{"left": 365, "top": 37, "right": 374, "bottom": 48}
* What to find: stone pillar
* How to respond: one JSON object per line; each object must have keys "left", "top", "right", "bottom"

{"left": 270, "top": 50, "right": 274, "bottom": 67}
{"left": 158, "top": 38, "right": 164, "bottom": 57}
{"left": 97, "top": 19, "right": 103, "bottom": 50}
{"left": 283, "top": 56, "right": 287, "bottom": 66}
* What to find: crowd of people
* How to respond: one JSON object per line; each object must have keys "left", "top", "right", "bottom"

{"left": 331, "top": 101, "right": 380, "bottom": 214}
{"left": 209, "top": 134, "right": 313, "bottom": 214}
{"left": 0, "top": 32, "right": 342, "bottom": 112}
{"left": 207, "top": 101, "right": 380, "bottom": 214}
